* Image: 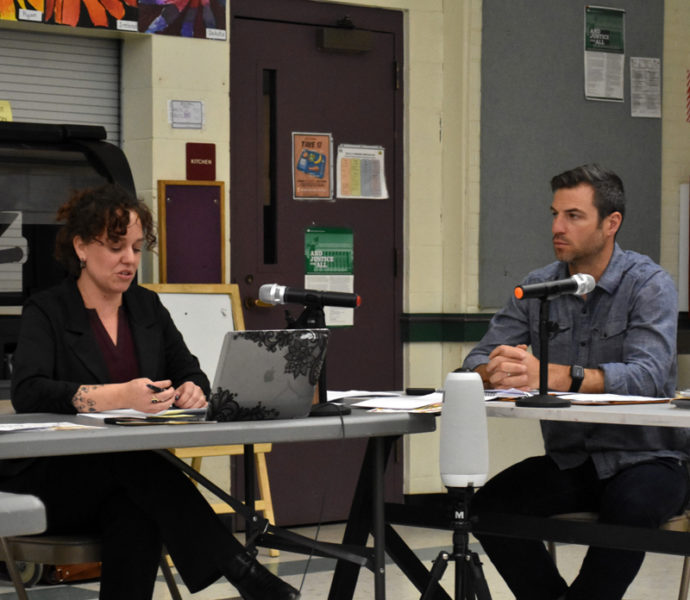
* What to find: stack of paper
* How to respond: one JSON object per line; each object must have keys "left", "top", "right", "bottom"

{"left": 328, "top": 391, "right": 442, "bottom": 413}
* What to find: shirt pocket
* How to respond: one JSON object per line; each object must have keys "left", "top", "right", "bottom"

{"left": 528, "top": 313, "right": 575, "bottom": 352}
{"left": 592, "top": 317, "right": 627, "bottom": 359}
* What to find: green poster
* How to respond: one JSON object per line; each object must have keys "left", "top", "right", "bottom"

{"left": 304, "top": 228, "right": 353, "bottom": 275}
{"left": 585, "top": 6, "right": 624, "bottom": 53}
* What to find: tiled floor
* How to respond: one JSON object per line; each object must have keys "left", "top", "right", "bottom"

{"left": 1, "top": 523, "right": 687, "bottom": 599}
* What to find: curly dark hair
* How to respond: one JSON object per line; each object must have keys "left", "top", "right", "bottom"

{"left": 55, "top": 184, "right": 156, "bottom": 276}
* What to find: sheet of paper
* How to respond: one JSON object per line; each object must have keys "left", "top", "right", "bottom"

{"left": 630, "top": 57, "right": 661, "bottom": 118}
{"left": 352, "top": 392, "right": 443, "bottom": 410}
{"left": 585, "top": 51, "right": 624, "bottom": 101}
{"left": 327, "top": 390, "right": 401, "bottom": 402}
{"left": 367, "top": 404, "right": 442, "bottom": 414}
{"left": 0, "top": 422, "right": 104, "bottom": 432}
{"left": 78, "top": 408, "right": 208, "bottom": 420}
{"left": 559, "top": 393, "right": 669, "bottom": 405}
{"left": 483, "top": 388, "right": 535, "bottom": 400}
{"left": 336, "top": 144, "right": 388, "bottom": 199}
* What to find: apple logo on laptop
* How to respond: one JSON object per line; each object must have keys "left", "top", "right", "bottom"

{"left": 264, "top": 368, "right": 275, "bottom": 383}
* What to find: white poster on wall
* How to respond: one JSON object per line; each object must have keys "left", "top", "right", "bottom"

{"left": 584, "top": 6, "right": 625, "bottom": 102}
{"left": 336, "top": 144, "right": 388, "bottom": 199}
{"left": 630, "top": 57, "right": 661, "bottom": 118}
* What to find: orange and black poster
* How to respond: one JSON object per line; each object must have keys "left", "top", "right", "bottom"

{"left": 292, "top": 132, "right": 333, "bottom": 200}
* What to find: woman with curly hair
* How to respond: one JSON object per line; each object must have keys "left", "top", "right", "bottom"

{"left": 4, "top": 183, "right": 299, "bottom": 600}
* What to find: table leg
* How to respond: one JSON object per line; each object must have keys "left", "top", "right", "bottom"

{"left": 244, "top": 443, "right": 256, "bottom": 543}
{"left": 373, "top": 437, "right": 386, "bottom": 599}
{"left": 328, "top": 436, "right": 395, "bottom": 600}
{"left": 156, "top": 449, "right": 371, "bottom": 565}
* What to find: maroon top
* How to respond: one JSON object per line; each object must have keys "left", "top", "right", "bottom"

{"left": 87, "top": 306, "right": 139, "bottom": 383}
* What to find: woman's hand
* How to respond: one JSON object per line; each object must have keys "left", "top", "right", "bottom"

{"left": 173, "top": 381, "right": 208, "bottom": 409}
{"left": 72, "top": 378, "right": 175, "bottom": 413}
{"left": 125, "top": 378, "right": 176, "bottom": 413}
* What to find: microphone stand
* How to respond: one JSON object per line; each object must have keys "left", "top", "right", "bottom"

{"left": 285, "top": 303, "right": 328, "bottom": 405}
{"left": 515, "top": 296, "right": 571, "bottom": 408}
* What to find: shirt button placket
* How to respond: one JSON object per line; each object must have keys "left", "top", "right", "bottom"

{"left": 577, "top": 304, "right": 590, "bottom": 363}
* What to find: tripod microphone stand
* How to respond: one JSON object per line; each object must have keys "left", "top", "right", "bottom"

{"left": 418, "top": 371, "right": 492, "bottom": 600}
{"left": 420, "top": 486, "right": 492, "bottom": 600}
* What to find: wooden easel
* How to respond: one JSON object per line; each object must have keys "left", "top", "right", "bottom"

{"left": 141, "top": 283, "right": 279, "bottom": 556}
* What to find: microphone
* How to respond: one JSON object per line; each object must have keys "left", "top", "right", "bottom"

{"left": 514, "top": 273, "right": 595, "bottom": 300}
{"left": 259, "top": 283, "right": 361, "bottom": 308}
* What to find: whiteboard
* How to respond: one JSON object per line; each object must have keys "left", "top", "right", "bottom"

{"left": 157, "top": 293, "right": 236, "bottom": 381}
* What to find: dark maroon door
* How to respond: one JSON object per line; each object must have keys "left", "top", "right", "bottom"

{"left": 230, "top": 0, "right": 404, "bottom": 526}
{"left": 230, "top": 0, "right": 403, "bottom": 393}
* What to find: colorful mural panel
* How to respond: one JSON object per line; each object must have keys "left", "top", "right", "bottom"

{"left": 0, "top": 0, "right": 224, "bottom": 39}
{"left": 138, "top": 0, "right": 225, "bottom": 38}
{"left": 0, "top": 0, "right": 44, "bottom": 22}
{"left": 45, "top": 0, "right": 137, "bottom": 28}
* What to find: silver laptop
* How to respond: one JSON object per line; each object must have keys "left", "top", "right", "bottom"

{"left": 209, "top": 329, "right": 330, "bottom": 420}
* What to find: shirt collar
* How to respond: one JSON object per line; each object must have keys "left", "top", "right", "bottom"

{"left": 594, "top": 242, "right": 623, "bottom": 295}
{"left": 555, "top": 242, "right": 622, "bottom": 295}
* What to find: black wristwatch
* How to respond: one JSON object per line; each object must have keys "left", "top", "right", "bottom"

{"left": 569, "top": 365, "right": 584, "bottom": 392}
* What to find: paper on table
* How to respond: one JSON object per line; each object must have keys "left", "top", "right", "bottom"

{"left": 352, "top": 392, "right": 443, "bottom": 410}
{"left": 484, "top": 388, "right": 535, "bottom": 400}
{"left": 0, "top": 422, "right": 104, "bottom": 432}
{"left": 327, "top": 390, "right": 401, "bottom": 402}
{"left": 559, "top": 393, "right": 670, "bottom": 405}
{"left": 78, "top": 408, "right": 208, "bottom": 420}
{"left": 484, "top": 390, "right": 669, "bottom": 405}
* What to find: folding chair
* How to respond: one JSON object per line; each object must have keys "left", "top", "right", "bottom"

{"left": 546, "top": 510, "right": 690, "bottom": 600}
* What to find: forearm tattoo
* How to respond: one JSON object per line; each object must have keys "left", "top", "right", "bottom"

{"left": 72, "top": 385, "right": 102, "bottom": 412}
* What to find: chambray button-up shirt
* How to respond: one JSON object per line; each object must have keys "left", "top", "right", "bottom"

{"left": 463, "top": 244, "right": 689, "bottom": 479}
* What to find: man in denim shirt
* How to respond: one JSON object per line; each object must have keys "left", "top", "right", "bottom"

{"left": 463, "top": 164, "right": 690, "bottom": 600}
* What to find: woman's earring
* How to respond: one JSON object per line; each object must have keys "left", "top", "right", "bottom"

{"left": 79, "top": 258, "right": 86, "bottom": 269}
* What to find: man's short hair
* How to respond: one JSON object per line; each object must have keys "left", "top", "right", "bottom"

{"left": 550, "top": 164, "right": 625, "bottom": 224}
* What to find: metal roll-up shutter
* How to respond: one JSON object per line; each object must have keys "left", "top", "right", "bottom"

{"left": 0, "top": 30, "right": 120, "bottom": 145}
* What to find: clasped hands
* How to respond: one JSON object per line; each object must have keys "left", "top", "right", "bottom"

{"left": 129, "top": 378, "right": 208, "bottom": 413}
{"left": 485, "top": 344, "right": 539, "bottom": 391}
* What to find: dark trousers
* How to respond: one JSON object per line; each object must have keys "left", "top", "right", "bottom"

{"left": 0, "top": 451, "right": 248, "bottom": 600}
{"left": 471, "top": 455, "right": 690, "bottom": 600}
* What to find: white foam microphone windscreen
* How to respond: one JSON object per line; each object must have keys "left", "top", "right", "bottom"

{"left": 439, "top": 371, "right": 489, "bottom": 488}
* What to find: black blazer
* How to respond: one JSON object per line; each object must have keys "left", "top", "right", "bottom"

{"left": 11, "top": 278, "right": 210, "bottom": 414}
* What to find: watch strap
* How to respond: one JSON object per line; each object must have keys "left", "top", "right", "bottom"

{"left": 569, "top": 365, "right": 584, "bottom": 393}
